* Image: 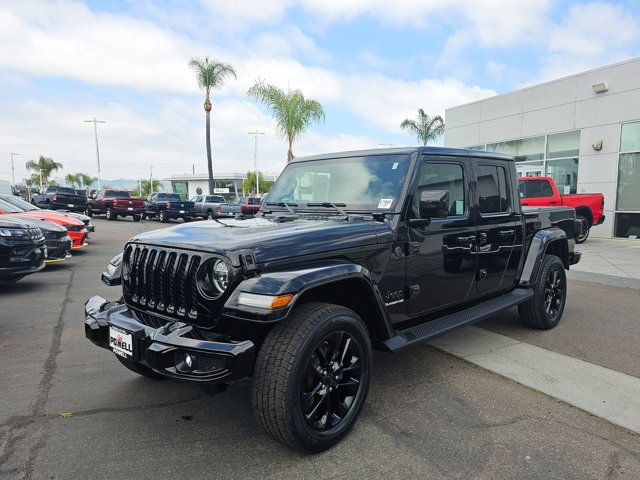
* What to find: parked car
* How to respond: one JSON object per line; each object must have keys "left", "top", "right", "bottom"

{"left": 191, "top": 194, "right": 230, "bottom": 219}
{"left": 0, "top": 180, "right": 20, "bottom": 196}
{"left": 0, "top": 199, "right": 88, "bottom": 250}
{"left": 518, "top": 176, "right": 604, "bottom": 243}
{"left": 4, "top": 214, "right": 71, "bottom": 263}
{"left": 85, "top": 146, "right": 581, "bottom": 453}
{"left": 88, "top": 189, "right": 145, "bottom": 222}
{"left": 31, "top": 186, "right": 87, "bottom": 212}
{"left": 144, "top": 192, "right": 195, "bottom": 223}
{"left": 0, "top": 216, "right": 45, "bottom": 283}
{"left": 220, "top": 196, "right": 261, "bottom": 217}
{"left": 0, "top": 194, "right": 95, "bottom": 237}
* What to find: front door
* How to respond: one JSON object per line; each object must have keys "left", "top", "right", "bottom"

{"left": 405, "top": 158, "right": 476, "bottom": 316}
{"left": 475, "top": 162, "right": 519, "bottom": 293}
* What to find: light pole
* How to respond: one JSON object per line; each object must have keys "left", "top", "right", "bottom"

{"left": 84, "top": 117, "right": 106, "bottom": 190}
{"left": 10, "top": 152, "right": 16, "bottom": 186}
{"left": 248, "top": 130, "right": 265, "bottom": 196}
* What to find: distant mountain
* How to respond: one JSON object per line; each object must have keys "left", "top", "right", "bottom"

{"left": 50, "top": 177, "right": 170, "bottom": 191}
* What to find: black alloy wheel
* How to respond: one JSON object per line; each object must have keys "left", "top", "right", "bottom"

{"left": 301, "top": 331, "right": 364, "bottom": 433}
{"left": 518, "top": 254, "right": 567, "bottom": 329}
{"left": 543, "top": 265, "right": 564, "bottom": 319}
{"left": 575, "top": 215, "right": 590, "bottom": 244}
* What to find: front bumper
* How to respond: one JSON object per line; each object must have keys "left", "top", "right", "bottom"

{"left": 569, "top": 251, "right": 581, "bottom": 265}
{"left": 84, "top": 296, "right": 255, "bottom": 383}
{"left": 45, "top": 235, "right": 72, "bottom": 261}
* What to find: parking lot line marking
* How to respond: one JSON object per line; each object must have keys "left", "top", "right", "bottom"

{"left": 430, "top": 326, "right": 640, "bottom": 434}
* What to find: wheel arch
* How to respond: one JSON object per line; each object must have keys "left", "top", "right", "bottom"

{"left": 574, "top": 206, "right": 593, "bottom": 226}
{"left": 223, "top": 261, "right": 394, "bottom": 342}
{"left": 519, "top": 227, "right": 570, "bottom": 287}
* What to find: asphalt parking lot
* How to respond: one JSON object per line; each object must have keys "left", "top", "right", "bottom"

{"left": 2, "top": 218, "right": 640, "bottom": 479}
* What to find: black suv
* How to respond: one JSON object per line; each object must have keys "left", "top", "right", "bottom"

{"left": 85, "top": 147, "right": 581, "bottom": 452}
{"left": 0, "top": 216, "right": 46, "bottom": 283}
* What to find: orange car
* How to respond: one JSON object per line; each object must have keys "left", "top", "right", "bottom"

{"left": 0, "top": 199, "right": 88, "bottom": 249}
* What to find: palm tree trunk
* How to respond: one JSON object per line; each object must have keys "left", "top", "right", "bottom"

{"left": 287, "top": 138, "right": 294, "bottom": 163}
{"left": 205, "top": 109, "right": 214, "bottom": 194}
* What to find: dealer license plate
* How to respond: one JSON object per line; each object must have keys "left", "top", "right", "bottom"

{"left": 109, "top": 325, "right": 133, "bottom": 358}
{"left": 179, "top": 210, "right": 185, "bottom": 214}
{"left": 127, "top": 207, "right": 133, "bottom": 211}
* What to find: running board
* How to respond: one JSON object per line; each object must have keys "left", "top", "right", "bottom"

{"left": 383, "top": 288, "right": 534, "bottom": 352}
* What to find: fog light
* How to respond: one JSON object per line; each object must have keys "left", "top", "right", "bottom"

{"left": 185, "top": 353, "right": 193, "bottom": 368}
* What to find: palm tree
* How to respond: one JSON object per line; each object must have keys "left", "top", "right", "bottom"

{"left": 189, "top": 57, "right": 237, "bottom": 195}
{"left": 247, "top": 80, "right": 325, "bottom": 162}
{"left": 26, "top": 155, "right": 63, "bottom": 186}
{"left": 134, "top": 179, "right": 163, "bottom": 197}
{"left": 400, "top": 109, "right": 445, "bottom": 146}
{"left": 65, "top": 173, "right": 80, "bottom": 188}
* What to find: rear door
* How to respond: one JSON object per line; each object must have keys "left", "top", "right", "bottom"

{"left": 475, "top": 161, "right": 519, "bottom": 293}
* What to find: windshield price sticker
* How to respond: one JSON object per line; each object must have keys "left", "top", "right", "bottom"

{"left": 377, "top": 198, "right": 393, "bottom": 209}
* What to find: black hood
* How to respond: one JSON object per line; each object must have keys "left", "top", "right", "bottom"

{"left": 129, "top": 216, "right": 391, "bottom": 263}
{"left": 0, "top": 216, "right": 37, "bottom": 229}
{"left": 3, "top": 215, "right": 65, "bottom": 233}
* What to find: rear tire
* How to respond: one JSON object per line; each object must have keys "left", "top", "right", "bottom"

{"left": 207, "top": 210, "right": 214, "bottom": 220}
{"left": 183, "top": 216, "right": 191, "bottom": 223}
{"left": 252, "top": 302, "right": 372, "bottom": 453}
{"left": 106, "top": 207, "right": 117, "bottom": 221}
{"left": 159, "top": 211, "right": 168, "bottom": 223}
{"left": 518, "top": 254, "right": 567, "bottom": 330}
{"left": 86, "top": 209, "right": 93, "bottom": 218}
{"left": 115, "top": 355, "right": 166, "bottom": 380}
{"left": 575, "top": 215, "right": 590, "bottom": 244}
{"left": 132, "top": 214, "right": 141, "bottom": 222}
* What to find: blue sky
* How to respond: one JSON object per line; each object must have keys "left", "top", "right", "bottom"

{"left": 1, "top": 0, "right": 639, "bottom": 183}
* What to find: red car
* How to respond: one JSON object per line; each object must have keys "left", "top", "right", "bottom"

{"left": 88, "top": 189, "right": 145, "bottom": 221}
{"left": 0, "top": 199, "right": 88, "bottom": 249}
{"left": 518, "top": 176, "right": 605, "bottom": 243}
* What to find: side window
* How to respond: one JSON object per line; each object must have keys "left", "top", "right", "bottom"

{"left": 477, "top": 164, "right": 509, "bottom": 214}
{"left": 414, "top": 162, "right": 465, "bottom": 218}
{"left": 523, "top": 179, "right": 553, "bottom": 198}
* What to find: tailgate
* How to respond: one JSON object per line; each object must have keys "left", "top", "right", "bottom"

{"left": 57, "top": 194, "right": 86, "bottom": 206}
{"left": 167, "top": 201, "right": 194, "bottom": 211}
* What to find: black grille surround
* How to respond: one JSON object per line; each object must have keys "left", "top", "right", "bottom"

{"left": 122, "top": 244, "right": 236, "bottom": 329}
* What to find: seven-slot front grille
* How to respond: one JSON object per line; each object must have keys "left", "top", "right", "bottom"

{"left": 123, "top": 245, "right": 206, "bottom": 325}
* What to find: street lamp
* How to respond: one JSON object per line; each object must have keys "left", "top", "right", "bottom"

{"left": 84, "top": 117, "right": 106, "bottom": 190}
{"left": 248, "top": 130, "right": 265, "bottom": 196}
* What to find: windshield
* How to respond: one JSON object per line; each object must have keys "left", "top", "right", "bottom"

{"left": 56, "top": 187, "right": 77, "bottom": 195}
{"left": 105, "top": 190, "right": 130, "bottom": 198}
{"left": 267, "top": 154, "right": 411, "bottom": 211}
{"left": 0, "top": 198, "right": 24, "bottom": 213}
{"left": 0, "top": 195, "right": 37, "bottom": 211}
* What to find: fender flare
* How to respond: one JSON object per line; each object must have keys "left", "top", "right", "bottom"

{"left": 519, "top": 227, "right": 568, "bottom": 287}
{"left": 223, "top": 261, "right": 394, "bottom": 339}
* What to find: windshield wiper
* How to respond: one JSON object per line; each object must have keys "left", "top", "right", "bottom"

{"left": 265, "top": 201, "right": 298, "bottom": 215}
{"left": 306, "top": 202, "right": 349, "bottom": 217}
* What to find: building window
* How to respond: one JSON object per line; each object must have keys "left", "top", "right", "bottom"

{"left": 172, "top": 181, "right": 189, "bottom": 200}
{"left": 486, "top": 136, "right": 544, "bottom": 161}
{"left": 546, "top": 158, "right": 579, "bottom": 194}
{"left": 620, "top": 122, "right": 640, "bottom": 153}
{"left": 547, "top": 131, "right": 580, "bottom": 159}
{"left": 615, "top": 121, "right": 640, "bottom": 238}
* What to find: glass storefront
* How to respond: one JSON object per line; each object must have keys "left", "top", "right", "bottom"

{"left": 616, "top": 122, "right": 640, "bottom": 238}
{"left": 474, "top": 131, "right": 580, "bottom": 194}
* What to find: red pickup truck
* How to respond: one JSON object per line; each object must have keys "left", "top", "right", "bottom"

{"left": 518, "top": 176, "right": 604, "bottom": 243}
{"left": 88, "top": 189, "right": 145, "bottom": 222}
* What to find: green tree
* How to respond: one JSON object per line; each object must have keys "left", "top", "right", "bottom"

{"left": 25, "top": 155, "right": 63, "bottom": 186}
{"left": 132, "top": 179, "right": 162, "bottom": 197}
{"left": 189, "top": 56, "right": 237, "bottom": 195}
{"left": 65, "top": 173, "right": 95, "bottom": 189}
{"left": 400, "top": 109, "right": 445, "bottom": 146}
{"left": 243, "top": 171, "right": 273, "bottom": 195}
{"left": 247, "top": 80, "right": 325, "bottom": 162}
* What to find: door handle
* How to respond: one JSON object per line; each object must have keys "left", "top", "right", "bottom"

{"left": 498, "top": 229, "right": 515, "bottom": 237}
{"left": 457, "top": 235, "right": 476, "bottom": 243}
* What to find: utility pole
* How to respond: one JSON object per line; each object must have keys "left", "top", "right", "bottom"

{"left": 10, "top": 152, "right": 16, "bottom": 186}
{"left": 84, "top": 117, "right": 106, "bottom": 190}
{"left": 248, "top": 130, "right": 265, "bottom": 196}
{"left": 40, "top": 169, "right": 44, "bottom": 191}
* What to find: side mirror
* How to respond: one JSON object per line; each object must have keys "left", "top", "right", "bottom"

{"left": 419, "top": 189, "right": 449, "bottom": 219}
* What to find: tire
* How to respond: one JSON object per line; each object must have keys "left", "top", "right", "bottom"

{"left": 106, "top": 207, "right": 117, "bottom": 221}
{"left": 518, "top": 254, "right": 567, "bottom": 330}
{"left": 86, "top": 209, "right": 93, "bottom": 218}
{"left": 141, "top": 213, "right": 147, "bottom": 220}
{"left": 252, "top": 302, "right": 372, "bottom": 453}
{"left": 183, "top": 216, "right": 192, "bottom": 223}
{"left": 575, "top": 215, "right": 590, "bottom": 244}
{"left": 159, "top": 211, "right": 168, "bottom": 223}
{"left": 132, "top": 214, "right": 141, "bottom": 222}
{"left": 206, "top": 210, "right": 214, "bottom": 220}
{"left": 115, "top": 355, "right": 166, "bottom": 380}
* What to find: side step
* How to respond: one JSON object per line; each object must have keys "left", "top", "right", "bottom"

{"left": 383, "top": 288, "right": 534, "bottom": 352}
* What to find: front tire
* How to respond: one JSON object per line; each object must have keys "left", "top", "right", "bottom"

{"left": 132, "top": 214, "right": 141, "bottom": 222}
{"left": 575, "top": 215, "right": 590, "bottom": 244}
{"left": 518, "top": 254, "right": 567, "bottom": 329}
{"left": 252, "top": 302, "right": 372, "bottom": 453}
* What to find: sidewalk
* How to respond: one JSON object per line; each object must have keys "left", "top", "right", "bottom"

{"left": 571, "top": 237, "right": 640, "bottom": 279}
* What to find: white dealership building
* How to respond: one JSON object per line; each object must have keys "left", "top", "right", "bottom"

{"left": 444, "top": 57, "right": 640, "bottom": 239}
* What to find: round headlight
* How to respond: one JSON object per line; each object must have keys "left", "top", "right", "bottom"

{"left": 197, "top": 258, "right": 231, "bottom": 299}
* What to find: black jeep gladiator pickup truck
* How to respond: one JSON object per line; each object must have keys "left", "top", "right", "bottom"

{"left": 84, "top": 147, "right": 581, "bottom": 452}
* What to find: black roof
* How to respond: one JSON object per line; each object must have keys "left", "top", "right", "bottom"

{"left": 294, "top": 146, "right": 513, "bottom": 162}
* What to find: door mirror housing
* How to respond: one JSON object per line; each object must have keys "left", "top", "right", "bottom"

{"left": 419, "top": 189, "right": 449, "bottom": 219}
